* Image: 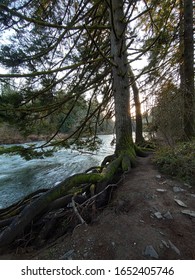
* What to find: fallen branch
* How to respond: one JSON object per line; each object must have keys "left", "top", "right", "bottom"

{"left": 72, "top": 197, "right": 86, "bottom": 225}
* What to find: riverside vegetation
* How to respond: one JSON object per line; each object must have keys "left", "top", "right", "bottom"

{"left": 154, "top": 140, "right": 195, "bottom": 185}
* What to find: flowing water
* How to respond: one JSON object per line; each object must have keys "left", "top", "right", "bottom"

{"left": 0, "top": 135, "right": 115, "bottom": 209}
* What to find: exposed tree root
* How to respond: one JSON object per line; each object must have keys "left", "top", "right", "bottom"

{"left": 0, "top": 148, "right": 146, "bottom": 252}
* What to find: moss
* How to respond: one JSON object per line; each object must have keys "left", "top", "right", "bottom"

{"left": 134, "top": 144, "right": 148, "bottom": 157}
{"left": 115, "top": 135, "right": 139, "bottom": 171}
{"left": 0, "top": 140, "right": 144, "bottom": 248}
{"left": 102, "top": 156, "right": 122, "bottom": 180}
{"left": 121, "top": 154, "right": 131, "bottom": 172}
{"left": 115, "top": 133, "right": 133, "bottom": 155}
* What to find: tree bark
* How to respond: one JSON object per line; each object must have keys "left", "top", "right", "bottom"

{"left": 183, "top": 0, "right": 194, "bottom": 139}
{"left": 109, "top": 0, "right": 134, "bottom": 158}
{"left": 128, "top": 66, "right": 145, "bottom": 144}
{"left": 179, "top": 0, "right": 185, "bottom": 94}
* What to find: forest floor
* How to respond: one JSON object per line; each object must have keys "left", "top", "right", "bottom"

{"left": 1, "top": 153, "right": 195, "bottom": 260}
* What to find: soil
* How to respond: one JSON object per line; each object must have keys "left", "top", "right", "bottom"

{"left": 1, "top": 154, "right": 195, "bottom": 260}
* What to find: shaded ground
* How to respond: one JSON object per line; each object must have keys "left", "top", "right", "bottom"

{"left": 1, "top": 154, "right": 195, "bottom": 259}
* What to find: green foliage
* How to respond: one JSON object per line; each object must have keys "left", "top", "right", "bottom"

{"left": 150, "top": 81, "right": 183, "bottom": 144}
{"left": 154, "top": 140, "right": 195, "bottom": 184}
{"left": 72, "top": 136, "right": 102, "bottom": 152}
{"left": 0, "top": 145, "right": 55, "bottom": 160}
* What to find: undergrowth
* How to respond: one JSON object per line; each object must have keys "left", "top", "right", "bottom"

{"left": 153, "top": 140, "right": 195, "bottom": 185}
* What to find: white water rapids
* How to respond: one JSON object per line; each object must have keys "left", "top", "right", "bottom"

{"left": 0, "top": 135, "right": 115, "bottom": 209}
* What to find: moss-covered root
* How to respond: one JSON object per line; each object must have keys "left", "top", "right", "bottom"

{"left": 0, "top": 172, "right": 103, "bottom": 250}
{"left": 102, "top": 156, "right": 122, "bottom": 179}
{"left": 118, "top": 143, "right": 138, "bottom": 173}
{"left": 134, "top": 144, "right": 148, "bottom": 157}
{"left": 119, "top": 142, "right": 149, "bottom": 173}
{"left": 121, "top": 154, "right": 132, "bottom": 172}
{"left": 0, "top": 156, "right": 124, "bottom": 250}
{"left": 101, "top": 154, "right": 116, "bottom": 168}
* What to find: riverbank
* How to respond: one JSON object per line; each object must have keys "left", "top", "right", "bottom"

{"left": 0, "top": 129, "right": 68, "bottom": 145}
{"left": 0, "top": 123, "right": 114, "bottom": 145}
{"left": 0, "top": 134, "right": 49, "bottom": 145}
{"left": 0, "top": 122, "right": 73, "bottom": 145}
{"left": 0, "top": 135, "right": 115, "bottom": 209}
{"left": 1, "top": 154, "right": 195, "bottom": 260}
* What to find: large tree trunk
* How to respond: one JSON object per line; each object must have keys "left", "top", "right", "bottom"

{"left": 179, "top": 0, "right": 185, "bottom": 92}
{"left": 183, "top": 0, "right": 194, "bottom": 139}
{"left": 109, "top": 0, "right": 134, "bottom": 159}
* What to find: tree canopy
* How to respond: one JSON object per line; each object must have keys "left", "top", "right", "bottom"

{"left": 0, "top": 0, "right": 194, "bottom": 148}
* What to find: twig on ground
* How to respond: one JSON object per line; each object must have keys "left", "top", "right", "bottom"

{"left": 72, "top": 197, "right": 86, "bottom": 225}
{"left": 81, "top": 183, "right": 118, "bottom": 207}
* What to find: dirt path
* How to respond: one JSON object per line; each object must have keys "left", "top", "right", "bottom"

{"left": 2, "top": 154, "right": 195, "bottom": 259}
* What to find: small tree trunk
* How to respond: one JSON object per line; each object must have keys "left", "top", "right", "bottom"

{"left": 129, "top": 66, "right": 145, "bottom": 144}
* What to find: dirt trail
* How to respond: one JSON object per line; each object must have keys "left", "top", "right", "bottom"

{"left": 1, "top": 154, "right": 195, "bottom": 259}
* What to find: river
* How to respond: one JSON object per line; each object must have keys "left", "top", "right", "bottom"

{"left": 0, "top": 135, "right": 115, "bottom": 209}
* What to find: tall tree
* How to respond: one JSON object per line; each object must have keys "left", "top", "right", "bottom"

{"left": 0, "top": 0, "right": 143, "bottom": 160}
{"left": 109, "top": 0, "right": 134, "bottom": 158}
{"left": 183, "top": 0, "right": 194, "bottom": 139}
{"left": 138, "top": 0, "right": 194, "bottom": 140}
{"left": 0, "top": 0, "right": 147, "bottom": 248}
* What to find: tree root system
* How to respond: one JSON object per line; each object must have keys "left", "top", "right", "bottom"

{"left": 0, "top": 147, "right": 146, "bottom": 253}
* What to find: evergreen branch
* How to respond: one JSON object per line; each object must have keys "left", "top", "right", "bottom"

{"left": 0, "top": 58, "right": 104, "bottom": 78}
{"left": 84, "top": 24, "right": 116, "bottom": 67}
{"left": 0, "top": 4, "right": 110, "bottom": 31}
